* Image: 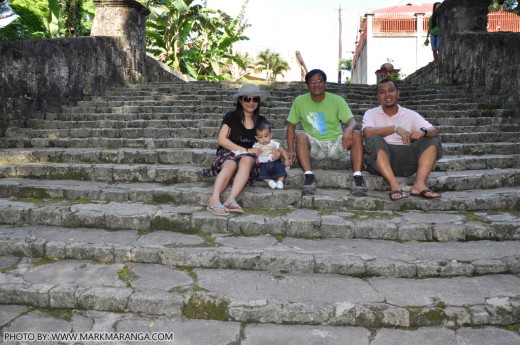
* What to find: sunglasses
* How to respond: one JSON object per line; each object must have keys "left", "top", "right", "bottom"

{"left": 241, "top": 96, "right": 260, "bottom": 103}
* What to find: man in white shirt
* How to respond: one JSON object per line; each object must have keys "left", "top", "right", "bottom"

{"left": 362, "top": 78, "right": 442, "bottom": 201}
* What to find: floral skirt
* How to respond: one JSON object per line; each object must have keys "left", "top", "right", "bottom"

{"left": 202, "top": 148, "right": 260, "bottom": 186}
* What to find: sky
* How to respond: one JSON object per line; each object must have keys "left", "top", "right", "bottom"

{"left": 205, "top": 0, "right": 416, "bottom": 82}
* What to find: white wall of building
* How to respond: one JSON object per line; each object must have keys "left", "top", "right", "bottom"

{"left": 352, "top": 12, "right": 434, "bottom": 85}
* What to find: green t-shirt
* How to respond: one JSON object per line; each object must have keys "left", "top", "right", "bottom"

{"left": 287, "top": 92, "right": 354, "bottom": 141}
{"left": 428, "top": 17, "right": 439, "bottom": 36}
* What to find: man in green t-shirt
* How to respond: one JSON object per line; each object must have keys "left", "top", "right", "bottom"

{"left": 286, "top": 69, "right": 366, "bottom": 196}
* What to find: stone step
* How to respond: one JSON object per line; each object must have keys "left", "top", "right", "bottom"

{"left": 72, "top": 98, "right": 481, "bottom": 110}
{"left": 0, "top": 256, "right": 519, "bottom": 328}
{"left": 1, "top": 304, "right": 518, "bottom": 345}
{"left": 39, "top": 111, "right": 518, "bottom": 125}
{"left": 105, "top": 82, "right": 469, "bottom": 97}
{"left": 2, "top": 136, "right": 519, "bottom": 156}
{"left": 22, "top": 119, "right": 520, "bottom": 136}
{"left": 1, "top": 224, "right": 519, "bottom": 278}
{"left": 5, "top": 126, "right": 517, "bottom": 143}
{"left": 1, "top": 148, "right": 519, "bottom": 171}
{"left": 0, "top": 161, "right": 518, "bottom": 193}
{"left": 0, "top": 197, "right": 518, "bottom": 240}
{"left": 57, "top": 104, "right": 502, "bottom": 119}
{"left": 88, "top": 91, "right": 477, "bottom": 105}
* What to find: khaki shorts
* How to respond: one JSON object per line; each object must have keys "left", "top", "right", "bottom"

{"left": 303, "top": 132, "right": 349, "bottom": 160}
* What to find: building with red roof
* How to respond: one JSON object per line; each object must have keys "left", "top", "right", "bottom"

{"left": 351, "top": 2, "right": 520, "bottom": 84}
{"left": 351, "top": 2, "right": 436, "bottom": 85}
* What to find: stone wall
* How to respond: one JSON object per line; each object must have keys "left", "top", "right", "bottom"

{"left": 0, "top": 37, "right": 121, "bottom": 135}
{"left": 0, "top": 0, "right": 184, "bottom": 136}
{"left": 406, "top": 0, "right": 520, "bottom": 117}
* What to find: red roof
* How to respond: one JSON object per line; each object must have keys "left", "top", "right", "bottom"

{"left": 370, "top": 3, "right": 435, "bottom": 14}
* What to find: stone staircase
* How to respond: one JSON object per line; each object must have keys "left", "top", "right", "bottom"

{"left": 0, "top": 80, "right": 519, "bottom": 344}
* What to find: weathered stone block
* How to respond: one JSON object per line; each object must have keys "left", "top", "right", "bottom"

{"left": 259, "top": 250, "right": 314, "bottom": 273}
{"left": 314, "top": 254, "right": 365, "bottom": 275}
{"left": 77, "top": 287, "right": 132, "bottom": 312}
{"left": 280, "top": 302, "right": 333, "bottom": 324}
{"left": 128, "top": 290, "right": 184, "bottom": 316}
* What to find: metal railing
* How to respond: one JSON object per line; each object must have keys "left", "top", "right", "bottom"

{"left": 372, "top": 13, "right": 428, "bottom": 33}
{"left": 352, "top": 10, "right": 520, "bottom": 68}
{"left": 488, "top": 9, "right": 520, "bottom": 32}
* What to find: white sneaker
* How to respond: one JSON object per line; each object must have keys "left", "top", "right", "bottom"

{"left": 268, "top": 180, "right": 277, "bottom": 189}
{"left": 276, "top": 181, "right": 284, "bottom": 189}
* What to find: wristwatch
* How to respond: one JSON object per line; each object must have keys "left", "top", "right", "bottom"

{"left": 420, "top": 127, "right": 428, "bottom": 136}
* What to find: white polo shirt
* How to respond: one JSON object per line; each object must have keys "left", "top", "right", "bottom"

{"left": 362, "top": 105, "right": 432, "bottom": 145}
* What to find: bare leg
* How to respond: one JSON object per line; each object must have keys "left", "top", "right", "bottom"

{"left": 374, "top": 149, "right": 406, "bottom": 199}
{"left": 208, "top": 160, "right": 237, "bottom": 213}
{"left": 277, "top": 176, "right": 285, "bottom": 182}
{"left": 295, "top": 132, "right": 312, "bottom": 172}
{"left": 224, "top": 156, "right": 255, "bottom": 205}
{"left": 411, "top": 145, "right": 440, "bottom": 197}
{"left": 350, "top": 130, "right": 364, "bottom": 172}
{"left": 433, "top": 50, "right": 439, "bottom": 64}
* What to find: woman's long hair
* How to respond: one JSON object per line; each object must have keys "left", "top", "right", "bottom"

{"left": 431, "top": 2, "right": 441, "bottom": 30}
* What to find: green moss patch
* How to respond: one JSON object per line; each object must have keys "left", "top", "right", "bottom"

{"left": 118, "top": 266, "right": 139, "bottom": 288}
{"left": 183, "top": 293, "right": 229, "bottom": 321}
{"left": 32, "top": 258, "right": 60, "bottom": 267}
{"left": 152, "top": 193, "right": 176, "bottom": 204}
{"left": 32, "top": 308, "right": 73, "bottom": 321}
{"left": 0, "top": 264, "right": 17, "bottom": 273}
{"left": 245, "top": 208, "right": 292, "bottom": 217}
{"left": 175, "top": 266, "right": 197, "bottom": 280}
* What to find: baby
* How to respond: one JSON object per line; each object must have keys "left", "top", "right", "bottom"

{"left": 253, "top": 123, "right": 290, "bottom": 189}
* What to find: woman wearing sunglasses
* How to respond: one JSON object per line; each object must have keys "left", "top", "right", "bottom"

{"left": 202, "top": 84, "right": 270, "bottom": 216}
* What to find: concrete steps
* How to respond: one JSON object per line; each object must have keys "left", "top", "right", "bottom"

{"left": 1, "top": 303, "right": 518, "bottom": 344}
{"left": 1, "top": 147, "right": 520, "bottom": 171}
{"left": 1, "top": 80, "right": 519, "bottom": 340}
{"left": 1, "top": 224, "right": 519, "bottom": 277}
{"left": 1, "top": 255, "right": 520, "bottom": 328}
{"left": 0, "top": 197, "right": 518, "bottom": 239}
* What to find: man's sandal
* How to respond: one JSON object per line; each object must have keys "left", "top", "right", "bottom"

{"left": 411, "top": 188, "right": 441, "bottom": 199}
{"left": 389, "top": 190, "right": 408, "bottom": 201}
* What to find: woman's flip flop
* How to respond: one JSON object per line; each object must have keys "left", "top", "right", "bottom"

{"left": 207, "top": 205, "right": 230, "bottom": 216}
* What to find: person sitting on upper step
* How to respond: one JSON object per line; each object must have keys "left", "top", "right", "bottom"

{"left": 362, "top": 78, "right": 443, "bottom": 201}
{"left": 202, "top": 84, "right": 274, "bottom": 216}
{"left": 285, "top": 69, "right": 367, "bottom": 196}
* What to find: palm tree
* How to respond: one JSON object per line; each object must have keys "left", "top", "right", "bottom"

{"left": 255, "top": 49, "right": 290, "bottom": 82}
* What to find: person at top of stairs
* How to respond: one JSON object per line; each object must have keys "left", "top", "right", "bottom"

{"left": 202, "top": 84, "right": 272, "bottom": 215}
{"left": 362, "top": 78, "right": 443, "bottom": 201}
{"left": 285, "top": 69, "right": 367, "bottom": 196}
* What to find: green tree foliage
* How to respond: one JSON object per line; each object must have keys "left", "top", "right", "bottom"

{"left": 490, "top": 0, "right": 519, "bottom": 14}
{"left": 339, "top": 58, "right": 352, "bottom": 72}
{"left": 255, "top": 49, "right": 290, "bottom": 82}
{"left": 143, "top": 0, "right": 251, "bottom": 80}
{"left": 0, "top": 0, "right": 94, "bottom": 41}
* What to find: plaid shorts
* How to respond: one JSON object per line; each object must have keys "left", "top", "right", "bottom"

{"left": 305, "top": 132, "right": 349, "bottom": 160}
